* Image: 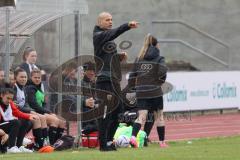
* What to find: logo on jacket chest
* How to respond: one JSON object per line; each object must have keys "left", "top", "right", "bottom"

{"left": 140, "top": 64, "right": 153, "bottom": 71}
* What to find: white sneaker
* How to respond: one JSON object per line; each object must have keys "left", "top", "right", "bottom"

{"left": 23, "top": 137, "right": 32, "bottom": 146}
{"left": 43, "top": 138, "right": 50, "bottom": 146}
{"left": 7, "top": 146, "right": 21, "bottom": 153}
{"left": 18, "top": 146, "right": 33, "bottom": 153}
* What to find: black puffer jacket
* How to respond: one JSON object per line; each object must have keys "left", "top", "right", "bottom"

{"left": 130, "top": 46, "right": 167, "bottom": 99}
{"left": 93, "top": 24, "right": 130, "bottom": 82}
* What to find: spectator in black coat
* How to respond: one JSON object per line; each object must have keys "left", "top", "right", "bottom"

{"left": 19, "top": 47, "right": 40, "bottom": 79}
{"left": 81, "top": 62, "right": 98, "bottom": 135}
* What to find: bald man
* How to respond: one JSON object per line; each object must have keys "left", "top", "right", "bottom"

{"left": 93, "top": 12, "right": 138, "bottom": 151}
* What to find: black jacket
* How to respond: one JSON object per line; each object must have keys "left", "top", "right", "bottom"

{"left": 25, "top": 81, "right": 51, "bottom": 114}
{"left": 129, "top": 46, "right": 167, "bottom": 99}
{"left": 81, "top": 75, "right": 98, "bottom": 132}
{"left": 19, "top": 63, "right": 30, "bottom": 77}
{"left": 81, "top": 75, "right": 95, "bottom": 112}
{"left": 93, "top": 24, "right": 131, "bottom": 82}
{"left": 19, "top": 62, "right": 40, "bottom": 79}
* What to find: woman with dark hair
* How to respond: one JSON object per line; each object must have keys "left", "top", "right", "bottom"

{"left": 13, "top": 68, "right": 48, "bottom": 149}
{"left": 0, "top": 68, "right": 5, "bottom": 86}
{"left": 25, "top": 69, "right": 66, "bottom": 145}
{"left": 0, "top": 88, "right": 38, "bottom": 153}
{"left": 19, "top": 47, "right": 40, "bottom": 79}
{"left": 0, "top": 69, "right": 8, "bottom": 89}
{"left": 129, "top": 34, "right": 168, "bottom": 148}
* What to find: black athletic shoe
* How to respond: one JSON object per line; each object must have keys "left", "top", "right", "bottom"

{"left": 109, "top": 143, "right": 117, "bottom": 151}
{"left": 99, "top": 146, "right": 116, "bottom": 152}
{"left": 0, "top": 146, "right": 7, "bottom": 154}
{"left": 144, "top": 137, "right": 148, "bottom": 147}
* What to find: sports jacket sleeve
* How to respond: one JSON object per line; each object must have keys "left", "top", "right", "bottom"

{"left": 10, "top": 101, "right": 30, "bottom": 120}
{"left": 94, "top": 23, "right": 131, "bottom": 48}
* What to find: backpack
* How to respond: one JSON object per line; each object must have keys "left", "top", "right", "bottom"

{"left": 53, "top": 135, "right": 74, "bottom": 151}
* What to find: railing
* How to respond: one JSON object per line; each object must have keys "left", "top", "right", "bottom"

{"left": 152, "top": 20, "right": 231, "bottom": 69}
{"left": 158, "top": 39, "right": 228, "bottom": 67}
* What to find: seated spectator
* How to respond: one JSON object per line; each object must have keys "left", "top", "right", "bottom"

{"left": 81, "top": 62, "right": 98, "bottom": 134}
{"left": 0, "top": 69, "right": 14, "bottom": 89}
{"left": 0, "top": 88, "right": 37, "bottom": 153}
{"left": 0, "top": 69, "right": 7, "bottom": 89}
{"left": 48, "top": 62, "right": 78, "bottom": 113}
{"left": 61, "top": 62, "right": 78, "bottom": 113}
{"left": 0, "top": 69, "right": 4, "bottom": 89}
{"left": 25, "top": 69, "right": 66, "bottom": 145}
{"left": 0, "top": 68, "right": 4, "bottom": 84}
{"left": 8, "top": 70, "right": 15, "bottom": 88}
{"left": 13, "top": 68, "right": 48, "bottom": 149}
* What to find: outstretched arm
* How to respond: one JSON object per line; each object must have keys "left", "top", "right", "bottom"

{"left": 94, "top": 21, "right": 139, "bottom": 46}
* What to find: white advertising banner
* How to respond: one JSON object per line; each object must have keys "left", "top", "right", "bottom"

{"left": 163, "top": 71, "right": 240, "bottom": 112}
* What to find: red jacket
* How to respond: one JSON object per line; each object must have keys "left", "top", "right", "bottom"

{"left": 0, "top": 101, "right": 30, "bottom": 122}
